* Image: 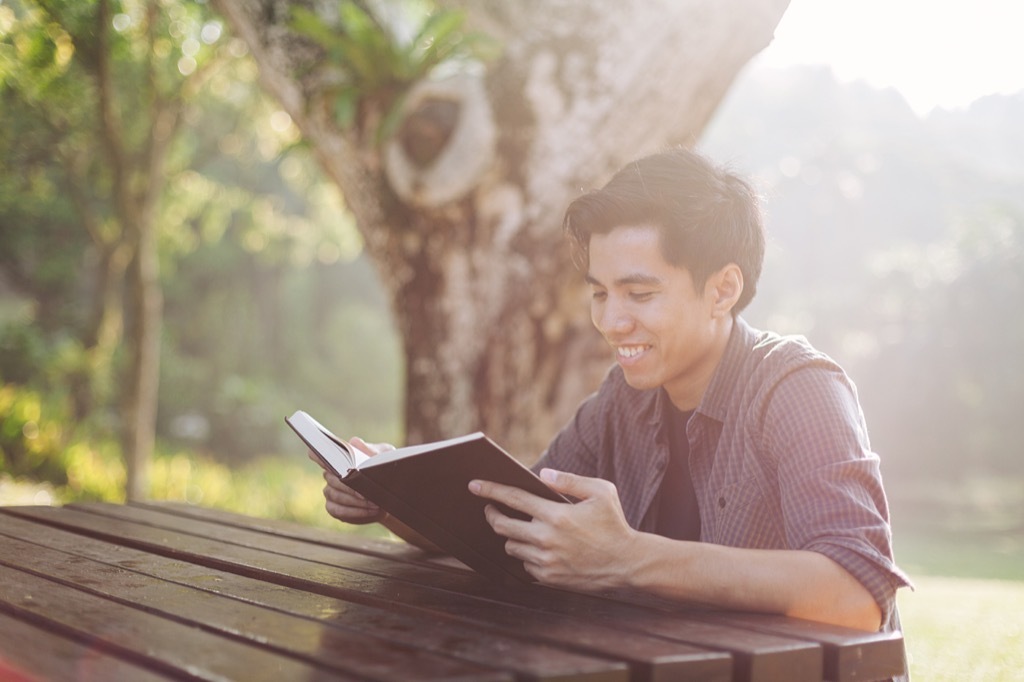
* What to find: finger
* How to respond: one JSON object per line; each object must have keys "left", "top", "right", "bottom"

{"left": 539, "top": 468, "right": 617, "bottom": 501}
{"left": 325, "top": 499, "right": 384, "bottom": 523}
{"left": 349, "top": 437, "right": 396, "bottom": 456}
{"left": 323, "top": 469, "right": 348, "bottom": 488}
{"left": 349, "top": 437, "right": 375, "bottom": 456}
{"left": 483, "top": 506, "right": 549, "bottom": 570}
{"left": 483, "top": 505, "right": 564, "bottom": 572}
{"left": 470, "top": 479, "right": 556, "bottom": 519}
{"left": 323, "top": 478, "right": 383, "bottom": 521}
{"left": 324, "top": 481, "right": 377, "bottom": 510}
{"left": 503, "top": 537, "right": 546, "bottom": 566}
{"left": 482, "top": 502, "right": 535, "bottom": 540}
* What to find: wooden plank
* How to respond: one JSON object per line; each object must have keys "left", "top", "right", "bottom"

{"left": 2, "top": 506, "right": 723, "bottom": 682}
{"left": 137, "top": 500, "right": 905, "bottom": 682}
{"left": 0, "top": 563, "right": 369, "bottom": 682}
{"left": 0, "top": 507, "right": 696, "bottom": 679}
{"left": 133, "top": 499, "right": 433, "bottom": 559}
{"left": 76, "top": 502, "right": 823, "bottom": 682}
{"left": 4, "top": 505, "right": 734, "bottom": 682}
{"left": 0, "top": 516, "right": 626, "bottom": 679}
{"left": 0, "top": 533, "right": 516, "bottom": 682}
{"left": 0, "top": 611, "right": 172, "bottom": 682}
{"left": 563, "top": 589, "right": 906, "bottom": 682}
{"left": 694, "top": 612, "right": 906, "bottom": 682}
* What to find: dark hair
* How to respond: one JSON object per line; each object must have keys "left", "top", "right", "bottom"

{"left": 563, "top": 148, "right": 765, "bottom": 313}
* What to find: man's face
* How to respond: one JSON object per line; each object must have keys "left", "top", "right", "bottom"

{"left": 587, "top": 225, "right": 721, "bottom": 407}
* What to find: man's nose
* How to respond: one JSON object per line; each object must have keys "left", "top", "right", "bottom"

{"left": 596, "top": 300, "right": 634, "bottom": 335}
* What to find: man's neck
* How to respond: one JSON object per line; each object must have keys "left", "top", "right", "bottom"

{"left": 664, "top": 315, "right": 734, "bottom": 411}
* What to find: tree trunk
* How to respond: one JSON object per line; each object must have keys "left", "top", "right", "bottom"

{"left": 118, "top": 99, "right": 179, "bottom": 501}
{"left": 214, "top": 0, "right": 789, "bottom": 461}
{"left": 92, "top": 0, "right": 181, "bottom": 499}
{"left": 121, "top": 227, "right": 163, "bottom": 501}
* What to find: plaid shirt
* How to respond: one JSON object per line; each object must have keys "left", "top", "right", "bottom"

{"left": 535, "top": 316, "right": 913, "bottom": 637}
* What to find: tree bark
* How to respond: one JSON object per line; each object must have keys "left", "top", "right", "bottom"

{"left": 95, "top": 0, "right": 179, "bottom": 499}
{"left": 214, "top": 0, "right": 789, "bottom": 461}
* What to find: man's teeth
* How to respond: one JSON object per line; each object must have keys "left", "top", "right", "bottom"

{"left": 617, "top": 346, "right": 648, "bottom": 358}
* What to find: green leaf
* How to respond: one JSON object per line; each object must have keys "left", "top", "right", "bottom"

{"left": 375, "top": 90, "right": 408, "bottom": 146}
{"left": 286, "top": 1, "right": 496, "bottom": 140}
{"left": 337, "top": 2, "right": 390, "bottom": 71}
{"left": 289, "top": 7, "right": 339, "bottom": 50}
{"left": 333, "top": 87, "right": 359, "bottom": 129}
{"left": 408, "top": 10, "right": 465, "bottom": 68}
{"left": 458, "top": 31, "right": 504, "bottom": 63}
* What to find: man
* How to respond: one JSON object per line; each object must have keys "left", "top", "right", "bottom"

{"left": 322, "top": 148, "right": 911, "bottom": 641}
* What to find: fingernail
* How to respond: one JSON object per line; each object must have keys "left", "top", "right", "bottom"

{"left": 468, "top": 480, "right": 481, "bottom": 494}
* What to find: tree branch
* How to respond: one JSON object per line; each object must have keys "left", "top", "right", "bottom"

{"left": 93, "top": 0, "right": 135, "bottom": 235}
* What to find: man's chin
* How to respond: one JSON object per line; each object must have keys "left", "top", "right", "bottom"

{"left": 620, "top": 370, "right": 659, "bottom": 392}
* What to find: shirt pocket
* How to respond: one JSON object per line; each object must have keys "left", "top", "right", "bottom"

{"left": 709, "top": 475, "right": 782, "bottom": 547}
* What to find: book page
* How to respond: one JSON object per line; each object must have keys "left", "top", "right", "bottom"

{"left": 360, "top": 432, "right": 486, "bottom": 469}
{"left": 286, "top": 411, "right": 369, "bottom": 474}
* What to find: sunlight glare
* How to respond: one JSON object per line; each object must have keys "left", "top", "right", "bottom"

{"left": 757, "top": 0, "right": 1024, "bottom": 116}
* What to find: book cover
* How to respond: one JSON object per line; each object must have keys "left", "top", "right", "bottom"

{"left": 286, "top": 410, "right": 568, "bottom": 583}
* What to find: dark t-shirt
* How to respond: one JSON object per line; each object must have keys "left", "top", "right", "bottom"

{"left": 654, "top": 406, "right": 701, "bottom": 541}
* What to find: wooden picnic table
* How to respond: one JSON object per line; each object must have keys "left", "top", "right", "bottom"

{"left": 0, "top": 501, "right": 906, "bottom": 681}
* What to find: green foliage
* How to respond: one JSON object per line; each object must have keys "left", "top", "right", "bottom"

{"left": 146, "top": 451, "right": 342, "bottom": 529}
{"left": 0, "top": 368, "right": 383, "bottom": 530}
{"left": 0, "top": 7, "right": 94, "bottom": 338}
{"left": 156, "top": 203, "right": 402, "bottom": 462}
{"left": 1, "top": 0, "right": 402, "bottom": 494}
{"left": 289, "top": 1, "right": 498, "bottom": 141}
{"left": 0, "top": 381, "right": 69, "bottom": 482}
{"left": 0, "top": 380, "right": 385, "bottom": 532}
{"left": 0, "top": 0, "right": 245, "bottom": 445}
{"left": 0, "top": 375, "right": 125, "bottom": 500}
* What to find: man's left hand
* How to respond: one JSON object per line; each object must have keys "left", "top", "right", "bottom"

{"left": 469, "top": 468, "right": 638, "bottom": 590}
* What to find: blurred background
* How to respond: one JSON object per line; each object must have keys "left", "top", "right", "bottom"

{"left": 701, "top": 4, "right": 1024, "bottom": 676}
{"left": 704, "top": 0, "right": 1024, "bottom": 582}
{"left": 2, "top": 1, "right": 1022, "bottom": 678}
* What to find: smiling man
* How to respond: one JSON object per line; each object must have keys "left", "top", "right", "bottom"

{"left": 320, "top": 149, "right": 911, "bottom": 663}
{"left": 469, "top": 149, "right": 912, "bottom": 647}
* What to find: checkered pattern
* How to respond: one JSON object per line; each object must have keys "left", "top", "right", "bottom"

{"left": 536, "top": 317, "right": 913, "bottom": 635}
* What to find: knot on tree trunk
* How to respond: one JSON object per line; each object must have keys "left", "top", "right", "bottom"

{"left": 384, "top": 68, "right": 496, "bottom": 208}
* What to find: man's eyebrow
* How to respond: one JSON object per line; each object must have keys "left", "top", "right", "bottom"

{"left": 585, "top": 272, "right": 662, "bottom": 287}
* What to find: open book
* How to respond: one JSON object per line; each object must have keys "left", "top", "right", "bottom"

{"left": 285, "top": 410, "right": 569, "bottom": 583}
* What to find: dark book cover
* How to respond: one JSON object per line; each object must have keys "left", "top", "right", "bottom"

{"left": 287, "top": 412, "right": 569, "bottom": 583}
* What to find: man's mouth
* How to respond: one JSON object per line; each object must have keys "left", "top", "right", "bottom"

{"left": 616, "top": 344, "right": 651, "bottom": 359}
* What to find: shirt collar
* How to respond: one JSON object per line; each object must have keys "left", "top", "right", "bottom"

{"left": 642, "top": 316, "right": 756, "bottom": 429}
{"left": 697, "top": 316, "right": 758, "bottom": 423}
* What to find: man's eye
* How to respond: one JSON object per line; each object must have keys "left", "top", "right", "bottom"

{"left": 591, "top": 290, "right": 607, "bottom": 301}
{"left": 630, "top": 292, "right": 654, "bottom": 302}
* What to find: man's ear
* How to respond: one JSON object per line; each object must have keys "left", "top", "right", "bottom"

{"left": 708, "top": 263, "right": 744, "bottom": 316}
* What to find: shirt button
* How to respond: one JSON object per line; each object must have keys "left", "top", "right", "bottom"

{"left": 718, "top": 496, "right": 726, "bottom": 509}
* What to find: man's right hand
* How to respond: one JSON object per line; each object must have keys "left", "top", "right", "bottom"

{"left": 311, "top": 437, "right": 443, "bottom": 553}
{"left": 310, "top": 436, "right": 394, "bottom": 525}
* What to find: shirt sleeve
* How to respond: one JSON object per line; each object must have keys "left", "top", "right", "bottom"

{"left": 531, "top": 386, "right": 603, "bottom": 477}
{"left": 760, "top": 364, "right": 914, "bottom": 623}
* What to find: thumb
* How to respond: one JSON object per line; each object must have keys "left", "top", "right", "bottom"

{"left": 539, "top": 468, "right": 615, "bottom": 500}
{"left": 350, "top": 437, "right": 395, "bottom": 457}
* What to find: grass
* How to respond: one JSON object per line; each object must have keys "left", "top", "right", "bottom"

{"left": 891, "top": 481, "right": 1024, "bottom": 681}
{"left": 899, "top": 576, "right": 1024, "bottom": 682}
